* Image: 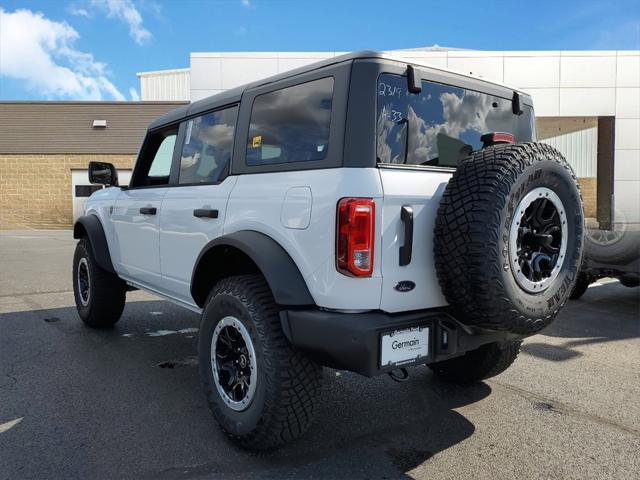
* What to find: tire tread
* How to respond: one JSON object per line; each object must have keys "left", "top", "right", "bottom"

{"left": 73, "top": 238, "right": 126, "bottom": 328}
{"left": 201, "top": 274, "right": 322, "bottom": 450}
{"left": 434, "top": 142, "right": 582, "bottom": 334}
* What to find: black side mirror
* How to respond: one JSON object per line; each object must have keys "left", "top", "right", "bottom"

{"left": 88, "top": 161, "right": 119, "bottom": 186}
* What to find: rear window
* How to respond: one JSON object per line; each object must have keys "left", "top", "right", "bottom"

{"left": 246, "top": 77, "right": 334, "bottom": 166}
{"left": 376, "top": 73, "right": 534, "bottom": 167}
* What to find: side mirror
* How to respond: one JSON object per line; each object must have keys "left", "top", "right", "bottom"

{"left": 88, "top": 161, "right": 119, "bottom": 186}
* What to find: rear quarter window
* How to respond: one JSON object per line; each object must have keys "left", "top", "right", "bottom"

{"left": 376, "top": 73, "right": 534, "bottom": 168}
{"left": 246, "top": 77, "right": 334, "bottom": 166}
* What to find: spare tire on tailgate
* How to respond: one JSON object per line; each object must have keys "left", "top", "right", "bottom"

{"left": 434, "top": 142, "right": 584, "bottom": 335}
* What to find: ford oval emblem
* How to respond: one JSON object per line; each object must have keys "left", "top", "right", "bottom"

{"left": 394, "top": 281, "right": 416, "bottom": 292}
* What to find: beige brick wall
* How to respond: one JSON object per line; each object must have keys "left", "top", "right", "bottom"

{"left": 578, "top": 177, "right": 597, "bottom": 219}
{"left": 0, "top": 154, "right": 135, "bottom": 229}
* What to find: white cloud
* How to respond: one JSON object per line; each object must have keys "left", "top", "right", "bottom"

{"left": 241, "top": 0, "right": 252, "bottom": 7}
{"left": 129, "top": 87, "right": 140, "bottom": 101}
{"left": 0, "top": 8, "right": 125, "bottom": 100}
{"left": 68, "top": 6, "right": 91, "bottom": 17}
{"left": 90, "top": 0, "right": 151, "bottom": 45}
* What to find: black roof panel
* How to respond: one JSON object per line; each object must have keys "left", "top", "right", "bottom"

{"left": 148, "top": 50, "right": 530, "bottom": 129}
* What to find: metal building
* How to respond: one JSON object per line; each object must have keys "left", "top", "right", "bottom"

{"left": 137, "top": 46, "right": 640, "bottom": 227}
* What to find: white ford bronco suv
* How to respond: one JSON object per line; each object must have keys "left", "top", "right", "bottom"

{"left": 73, "top": 52, "right": 584, "bottom": 449}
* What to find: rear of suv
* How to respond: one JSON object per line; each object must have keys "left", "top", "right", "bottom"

{"left": 72, "top": 52, "right": 584, "bottom": 449}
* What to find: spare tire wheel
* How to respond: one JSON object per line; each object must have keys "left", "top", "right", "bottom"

{"left": 434, "top": 143, "right": 584, "bottom": 335}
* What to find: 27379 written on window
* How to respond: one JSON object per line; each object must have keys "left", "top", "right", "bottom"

{"left": 376, "top": 73, "right": 534, "bottom": 168}
{"left": 246, "top": 77, "right": 334, "bottom": 166}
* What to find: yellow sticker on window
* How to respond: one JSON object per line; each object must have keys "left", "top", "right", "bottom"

{"left": 252, "top": 135, "right": 262, "bottom": 148}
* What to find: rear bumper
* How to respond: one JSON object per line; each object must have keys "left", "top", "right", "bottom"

{"left": 280, "top": 308, "right": 521, "bottom": 377}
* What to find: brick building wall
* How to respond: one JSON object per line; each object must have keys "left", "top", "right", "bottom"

{"left": 0, "top": 154, "right": 135, "bottom": 229}
{"left": 0, "top": 101, "right": 186, "bottom": 230}
{"left": 578, "top": 178, "right": 597, "bottom": 219}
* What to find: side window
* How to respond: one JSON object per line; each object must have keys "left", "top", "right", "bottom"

{"left": 246, "top": 77, "right": 334, "bottom": 166}
{"left": 178, "top": 106, "right": 238, "bottom": 185}
{"left": 131, "top": 126, "right": 177, "bottom": 187}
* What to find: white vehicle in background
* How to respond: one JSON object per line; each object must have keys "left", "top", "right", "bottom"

{"left": 71, "top": 52, "right": 584, "bottom": 449}
{"left": 570, "top": 210, "right": 640, "bottom": 298}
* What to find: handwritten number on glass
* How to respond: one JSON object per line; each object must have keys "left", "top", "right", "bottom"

{"left": 380, "top": 105, "right": 403, "bottom": 122}
{"left": 378, "top": 82, "right": 403, "bottom": 98}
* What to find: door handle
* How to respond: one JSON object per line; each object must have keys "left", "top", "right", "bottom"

{"left": 139, "top": 207, "right": 157, "bottom": 215}
{"left": 399, "top": 205, "right": 413, "bottom": 266}
{"left": 193, "top": 208, "right": 218, "bottom": 219}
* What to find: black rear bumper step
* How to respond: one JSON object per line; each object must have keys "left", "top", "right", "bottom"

{"left": 280, "top": 308, "right": 522, "bottom": 377}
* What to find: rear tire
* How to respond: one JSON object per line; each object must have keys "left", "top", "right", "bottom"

{"left": 569, "top": 271, "right": 591, "bottom": 300}
{"left": 198, "top": 274, "right": 322, "bottom": 450}
{"left": 72, "top": 238, "right": 126, "bottom": 328}
{"left": 428, "top": 341, "right": 522, "bottom": 384}
{"left": 584, "top": 216, "right": 640, "bottom": 265}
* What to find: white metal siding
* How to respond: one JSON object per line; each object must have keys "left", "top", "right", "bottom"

{"left": 541, "top": 127, "right": 598, "bottom": 177}
{"left": 138, "top": 68, "right": 191, "bottom": 101}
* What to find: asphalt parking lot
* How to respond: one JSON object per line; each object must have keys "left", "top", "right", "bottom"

{"left": 1, "top": 230, "right": 639, "bottom": 480}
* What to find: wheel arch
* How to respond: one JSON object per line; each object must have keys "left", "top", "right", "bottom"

{"left": 73, "top": 214, "right": 116, "bottom": 273}
{"left": 191, "top": 231, "right": 315, "bottom": 308}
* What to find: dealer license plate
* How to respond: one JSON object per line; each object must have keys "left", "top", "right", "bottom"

{"left": 380, "top": 326, "right": 430, "bottom": 368}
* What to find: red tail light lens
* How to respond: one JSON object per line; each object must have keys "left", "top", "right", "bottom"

{"left": 336, "top": 198, "right": 375, "bottom": 277}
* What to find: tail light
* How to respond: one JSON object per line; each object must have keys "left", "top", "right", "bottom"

{"left": 336, "top": 198, "right": 375, "bottom": 277}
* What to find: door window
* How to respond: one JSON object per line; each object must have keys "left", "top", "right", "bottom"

{"left": 130, "top": 126, "right": 177, "bottom": 187}
{"left": 178, "top": 106, "right": 238, "bottom": 185}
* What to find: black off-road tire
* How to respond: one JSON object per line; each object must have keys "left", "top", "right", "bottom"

{"left": 619, "top": 274, "right": 640, "bottom": 288}
{"left": 428, "top": 341, "right": 522, "bottom": 384}
{"left": 569, "top": 271, "right": 591, "bottom": 300}
{"left": 72, "top": 238, "right": 126, "bottom": 328}
{"left": 198, "top": 274, "right": 322, "bottom": 450}
{"left": 584, "top": 222, "right": 640, "bottom": 265}
{"left": 434, "top": 143, "right": 584, "bottom": 335}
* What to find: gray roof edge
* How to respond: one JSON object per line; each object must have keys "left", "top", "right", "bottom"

{"left": 149, "top": 50, "right": 530, "bottom": 129}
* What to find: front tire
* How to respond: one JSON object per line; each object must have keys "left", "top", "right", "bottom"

{"left": 198, "top": 274, "right": 322, "bottom": 450}
{"left": 73, "top": 238, "right": 126, "bottom": 328}
{"left": 428, "top": 341, "right": 522, "bottom": 384}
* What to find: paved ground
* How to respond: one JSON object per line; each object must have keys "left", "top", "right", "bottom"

{"left": 1, "top": 230, "right": 639, "bottom": 480}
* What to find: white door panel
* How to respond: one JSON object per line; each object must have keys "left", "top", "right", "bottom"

{"left": 378, "top": 168, "right": 451, "bottom": 312}
{"left": 159, "top": 177, "right": 238, "bottom": 303}
{"left": 112, "top": 188, "right": 168, "bottom": 286}
{"left": 225, "top": 168, "right": 384, "bottom": 310}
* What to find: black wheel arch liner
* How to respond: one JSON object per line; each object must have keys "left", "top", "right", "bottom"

{"left": 73, "top": 214, "right": 116, "bottom": 273}
{"left": 191, "top": 231, "right": 315, "bottom": 308}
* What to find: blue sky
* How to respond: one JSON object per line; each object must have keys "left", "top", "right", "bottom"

{"left": 1, "top": 0, "right": 639, "bottom": 101}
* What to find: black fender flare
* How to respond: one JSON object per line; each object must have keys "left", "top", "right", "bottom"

{"left": 73, "top": 215, "right": 115, "bottom": 273}
{"left": 190, "top": 231, "right": 315, "bottom": 308}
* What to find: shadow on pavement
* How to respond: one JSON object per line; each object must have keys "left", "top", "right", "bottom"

{"left": 0, "top": 299, "right": 490, "bottom": 479}
{"left": 521, "top": 281, "right": 639, "bottom": 362}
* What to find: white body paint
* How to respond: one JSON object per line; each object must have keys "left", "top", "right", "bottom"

{"left": 86, "top": 166, "right": 449, "bottom": 313}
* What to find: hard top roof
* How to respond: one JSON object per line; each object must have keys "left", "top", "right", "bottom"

{"left": 148, "top": 50, "right": 527, "bottom": 130}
